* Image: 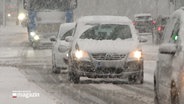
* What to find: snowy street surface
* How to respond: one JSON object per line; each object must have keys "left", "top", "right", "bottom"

{"left": 0, "top": 22, "right": 158, "bottom": 104}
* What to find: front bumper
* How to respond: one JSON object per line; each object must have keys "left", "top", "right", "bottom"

{"left": 71, "top": 59, "right": 143, "bottom": 78}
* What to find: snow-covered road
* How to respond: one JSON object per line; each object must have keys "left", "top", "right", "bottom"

{"left": 0, "top": 22, "right": 158, "bottom": 104}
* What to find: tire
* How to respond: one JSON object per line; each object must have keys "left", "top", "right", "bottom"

{"left": 68, "top": 71, "right": 80, "bottom": 84}
{"left": 154, "top": 76, "right": 159, "bottom": 104}
{"left": 128, "top": 63, "right": 144, "bottom": 84}
{"left": 170, "top": 81, "right": 180, "bottom": 104}
{"left": 128, "top": 72, "right": 143, "bottom": 84}
{"left": 68, "top": 64, "right": 80, "bottom": 84}
{"left": 52, "top": 65, "right": 60, "bottom": 74}
{"left": 154, "top": 95, "right": 159, "bottom": 104}
{"left": 32, "top": 42, "right": 39, "bottom": 49}
{"left": 52, "top": 55, "right": 60, "bottom": 74}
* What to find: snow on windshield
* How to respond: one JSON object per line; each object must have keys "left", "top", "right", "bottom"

{"left": 80, "top": 24, "right": 132, "bottom": 40}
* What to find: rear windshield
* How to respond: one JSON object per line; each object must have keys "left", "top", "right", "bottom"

{"left": 135, "top": 16, "right": 152, "bottom": 21}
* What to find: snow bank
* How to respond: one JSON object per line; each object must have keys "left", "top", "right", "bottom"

{"left": 0, "top": 22, "right": 27, "bottom": 35}
{"left": 0, "top": 67, "right": 57, "bottom": 104}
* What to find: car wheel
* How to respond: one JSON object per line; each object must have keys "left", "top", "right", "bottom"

{"left": 128, "top": 72, "right": 143, "bottom": 84}
{"left": 68, "top": 65, "right": 80, "bottom": 84}
{"left": 68, "top": 71, "right": 80, "bottom": 84}
{"left": 32, "top": 42, "right": 39, "bottom": 49}
{"left": 170, "top": 81, "right": 180, "bottom": 104}
{"left": 52, "top": 65, "right": 60, "bottom": 74}
{"left": 154, "top": 95, "right": 159, "bottom": 104}
{"left": 52, "top": 55, "right": 60, "bottom": 74}
{"left": 154, "top": 76, "right": 159, "bottom": 104}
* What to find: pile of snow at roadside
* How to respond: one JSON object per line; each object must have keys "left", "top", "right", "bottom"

{"left": 0, "top": 22, "right": 27, "bottom": 35}
{"left": 0, "top": 67, "right": 57, "bottom": 104}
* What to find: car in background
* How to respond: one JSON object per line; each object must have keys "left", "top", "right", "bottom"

{"left": 50, "top": 23, "right": 75, "bottom": 73}
{"left": 154, "top": 16, "right": 169, "bottom": 44}
{"left": 67, "top": 16, "right": 144, "bottom": 84}
{"left": 133, "top": 13, "right": 155, "bottom": 35}
{"left": 154, "top": 7, "right": 184, "bottom": 104}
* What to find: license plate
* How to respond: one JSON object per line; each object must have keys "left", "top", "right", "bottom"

{"left": 95, "top": 61, "right": 102, "bottom": 67}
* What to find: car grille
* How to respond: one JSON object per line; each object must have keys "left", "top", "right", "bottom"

{"left": 91, "top": 53, "right": 126, "bottom": 60}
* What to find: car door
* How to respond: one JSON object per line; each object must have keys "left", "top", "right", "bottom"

{"left": 157, "top": 16, "right": 180, "bottom": 104}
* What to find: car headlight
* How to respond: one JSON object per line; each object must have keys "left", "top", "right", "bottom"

{"left": 18, "top": 13, "right": 26, "bottom": 21}
{"left": 74, "top": 50, "right": 89, "bottom": 60}
{"left": 33, "top": 35, "right": 40, "bottom": 41}
{"left": 66, "top": 53, "right": 69, "bottom": 57}
{"left": 30, "top": 32, "right": 36, "bottom": 37}
{"left": 134, "top": 50, "right": 142, "bottom": 59}
{"left": 128, "top": 50, "right": 142, "bottom": 60}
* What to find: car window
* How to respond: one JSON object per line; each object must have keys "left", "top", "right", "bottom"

{"left": 135, "top": 16, "right": 152, "bottom": 21}
{"left": 60, "top": 29, "right": 74, "bottom": 40}
{"left": 169, "top": 19, "right": 180, "bottom": 43}
{"left": 163, "top": 16, "right": 178, "bottom": 42}
{"left": 161, "top": 18, "right": 168, "bottom": 25}
{"left": 80, "top": 24, "right": 132, "bottom": 40}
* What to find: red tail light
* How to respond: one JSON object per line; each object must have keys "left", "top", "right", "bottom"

{"left": 157, "top": 26, "right": 162, "bottom": 31}
{"left": 152, "top": 20, "right": 156, "bottom": 24}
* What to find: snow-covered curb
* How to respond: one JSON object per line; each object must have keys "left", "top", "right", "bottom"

{"left": 0, "top": 67, "right": 57, "bottom": 104}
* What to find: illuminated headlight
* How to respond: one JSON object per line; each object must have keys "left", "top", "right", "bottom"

{"left": 129, "top": 50, "right": 142, "bottom": 60}
{"left": 66, "top": 53, "right": 69, "bottom": 57}
{"left": 7, "top": 13, "right": 11, "bottom": 17}
{"left": 33, "top": 35, "right": 40, "bottom": 41}
{"left": 133, "top": 50, "right": 142, "bottom": 59}
{"left": 30, "top": 32, "right": 36, "bottom": 37}
{"left": 74, "top": 50, "right": 89, "bottom": 60}
{"left": 18, "top": 13, "right": 26, "bottom": 21}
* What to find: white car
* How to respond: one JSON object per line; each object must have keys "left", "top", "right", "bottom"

{"left": 154, "top": 7, "right": 184, "bottom": 104}
{"left": 51, "top": 23, "right": 75, "bottom": 73}
{"left": 67, "top": 16, "right": 144, "bottom": 83}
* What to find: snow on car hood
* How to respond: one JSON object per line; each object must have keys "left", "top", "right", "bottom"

{"left": 76, "top": 39, "right": 138, "bottom": 54}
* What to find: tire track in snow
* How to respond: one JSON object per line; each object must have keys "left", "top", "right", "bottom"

{"left": 89, "top": 83, "right": 154, "bottom": 104}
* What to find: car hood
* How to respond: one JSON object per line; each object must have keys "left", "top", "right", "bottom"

{"left": 76, "top": 39, "right": 138, "bottom": 54}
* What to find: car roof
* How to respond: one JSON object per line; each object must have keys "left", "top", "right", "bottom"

{"left": 59, "top": 23, "right": 75, "bottom": 29}
{"left": 74, "top": 16, "right": 138, "bottom": 39}
{"left": 58, "top": 23, "right": 75, "bottom": 36}
{"left": 171, "top": 7, "right": 184, "bottom": 23}
{"left": 76, "top": 16, "right": 132, "bottom": 25}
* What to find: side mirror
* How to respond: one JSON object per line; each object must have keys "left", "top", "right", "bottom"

{"left": 50, "top": 36, "right": 56, "bottom": 42}
{"left": 138, "top": 36, "right": 147, "bottom": 43}
{"left": 159, "top": 43, "right": 177, "bottom": 55}
{"left": 65, "top": 36, "right": 73, "bottom": 42}
{"left": 58, "top": 45, "right": 69, "bottom": 53}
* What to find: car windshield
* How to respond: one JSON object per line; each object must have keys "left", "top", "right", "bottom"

{"left": 80, "top": 24, "right": 132, "bottom": 40}
{"left": 161, "top": 18, "right": 168, "bottom": 25}
{"left": 60, "top": 28, "right": 74, "bottom": 40}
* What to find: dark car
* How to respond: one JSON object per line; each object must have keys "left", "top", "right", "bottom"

{"left": 133, "top": 13, "right": 155, "bottom": 34}
{"left": 154, "top": 7, "right": 184, "bottom": 104}
{"left": 154, "top": 16, "right": 169, "bottom": 44}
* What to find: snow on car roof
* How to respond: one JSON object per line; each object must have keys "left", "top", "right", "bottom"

{"left": 74, "top": 16, "right": 138, "bottom": 40}
{"left": 58, "top": 23, "right": 75, "bottom": 36}
{"left": 171, "top": 7, "right": 184, "bottom": 22}
{"left": 77, "top": 16, "right": 132, "bottom": 25}
{"left": 59, "top": 23, "right": 76, "bottom": 29}
{"left": 134, "top": 13, "right": 152, "bottom": 17}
